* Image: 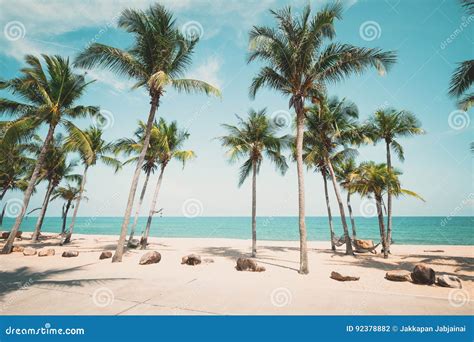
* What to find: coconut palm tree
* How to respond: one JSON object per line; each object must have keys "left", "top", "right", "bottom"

{"left": 365, "top": 109, "right": 423, "bottom": 253}
{"left": 31, "top": 134, "right": 81, "bottom": 241}
{"left": 219, "top": 109, "right": 289, "bottom": 257}
{"left": 50, "top": 183, "right": 82, "bottom": 234}
{"left": 62, "top": 125, "right": 121, "bottom": 242}
{"left": 0, "top": 54, "right": 99, "bottom": 253}
{"left": 248, "top": 4, "right": 396, "bottom": 273}
{"left": 140, "top": 118, "right": 196, "bottom": 249}
{"left": 334, "top": 157, "right": 358, "bottom": 239}
{"left": 305, "top": 97, "right": 363, "bottom": 254}
{"left": 74, "top": 4, "right": 220, "bottom": 262}
{"left": 352, "top": 162, "right": 424, "bottom": 258}
{"left": 114, "top": 120, "right": 162, "bottom": 246}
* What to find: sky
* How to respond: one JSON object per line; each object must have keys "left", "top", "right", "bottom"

{"left": 0, "top": 0, "right": 472, "bottom": 218}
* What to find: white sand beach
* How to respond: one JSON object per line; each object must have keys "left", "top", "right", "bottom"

{"left": 0, "top": 233, "right": 472, "bottom": 315}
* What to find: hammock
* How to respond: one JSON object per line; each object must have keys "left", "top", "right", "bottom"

{"left": 331, "top": 235, "right": 346, "bottom": 247}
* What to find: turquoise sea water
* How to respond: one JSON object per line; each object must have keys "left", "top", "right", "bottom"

{"left": 1, "top": 216, "right": 473, "bottom": 245}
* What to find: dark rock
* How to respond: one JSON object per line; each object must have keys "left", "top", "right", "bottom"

{"left": 236, "top": 258, "right": 265, "bottom": 272}
{"left": 99, "top": 251, "right": 112, "bottom": 260}
{"left": 2, "top": 231, "right": 22, "bottom": 239}
{"left": 139, "top": 251, "right": 161, "bottom": 265}
{"left": 412, "top": 264, "right": 436, "bottom": 285}
{"left": 437, "top": 275, "right": 462, "bottom": 289}
{"left": 62, "top": 250, "right": 79, "bottom": 258}
{"left": 181, "top": 254, "right": 201, "bottom": 266}
{"left": 330, "top": 271, "right": 359, "bottom": 281}
{"left": 385, "top": 270, "right": 412, "bottom": 282}
{"left": 127, "top": 239, "right": 140, "bottom": 249}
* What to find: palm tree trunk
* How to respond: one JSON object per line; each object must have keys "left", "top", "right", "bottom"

{"left": 113, "top": 94, "right": 160, "bottom": 262}
{"left": 128, "top": 171, "right": 151, "bottom": 245}
{"left": 251, "top": 160, "right": 257, "bottom": 257}
{"left": 295, "top": 105, "right": 308, "bottom": 274}
{"left": 31, "top": 180, "right": 54, "bottom": 241}
{"left": 62, "top": 201, "right": 72, "bottom": 234}
{"left": 1, "top": 123, "right": 56, "bottom": 254}
{"left": 375, "top": 194, "right": 388, "bottom": 259}
{"left": 66, "top": 165, "right": 89, "bottom": 238}
{"left": 347, "top": 192, "right": 357, "bottom": 239}
{"left": 326, "top": 157, "right": 354, "bottom": 255}
{"left": 0, "top": 203, "right": 6, "bottom": 227}
{"left": 140, "top": 165, "right": 165, "bottom": 249}
{"left": 385, "top": 140, "right": 393, "bottom": 254}
{"left": 322, "top": 170, "right": 335, "bottom": 251}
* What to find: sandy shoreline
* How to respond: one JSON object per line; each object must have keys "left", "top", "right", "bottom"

{"left": 0, "top": 232, "right": 472, "bottom": 315}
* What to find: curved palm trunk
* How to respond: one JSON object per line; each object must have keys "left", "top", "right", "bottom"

{"left": 322, "top": 170, "right": 335, "bottom": 251}
{"left": 295, "top": 107, "right": 308, "bottom": 274}
{"left": 326, "top": 157, "right": 354, "bottom": 255}
{"left": 375, "top": 194, "right": 388, "bottom": 259}
{"left": 347, "top": 192, "right": 357, "bottom": 239}
{"left": 61, "top": 201, "right": 72, "bottom": 234}
{"left": 385, "top": 140, "right": 393, "bottom": 253}
{"left": 251, "top": 160, "right": 257, "bottom": 257}
{"left": 65, "top": 165, "right": 89, "bottom": 241}
{"left": 128, "top": 171, "right": 151, "bottom": 245}
{"left": 140, "top": 166, "right": 165, "bottom": 249}
{"left": 2, "top": 124, "right": 56, "bottom": 254}
{"left": 0, "top": 202, "right": 7, "bottom": 227}
{"left": 31, "top": 180, "right": 54, "bottom": 241}
{"left": 113, "top": 94, "right": 160, "bottom": 262}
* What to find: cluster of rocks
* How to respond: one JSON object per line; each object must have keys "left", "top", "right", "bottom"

{"left": 16, "top": 247, "right": 78, "bottom": 258}
{"left": 385, "top": 264, "right": 462, "bottom": 288}
{"left": 235, "top": 257, "right": 266, "bottom": 272}
{"left": 1, "top": 231, "right": 22, "bottom": 240}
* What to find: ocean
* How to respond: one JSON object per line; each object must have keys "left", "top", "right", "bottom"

{"left": 1, "top": 216, "right": 472, "bottom": 245}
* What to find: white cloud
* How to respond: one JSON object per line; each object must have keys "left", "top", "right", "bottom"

{"left": 187, "top": 56, "right": 223, "bottom": 89}
{"left": 86, "top": 69, "right": 136, "bottom": 93}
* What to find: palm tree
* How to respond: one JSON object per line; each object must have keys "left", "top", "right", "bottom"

{"left": 365, "top": 109, "right": 423, "bottom": 253}
{"left": 334, "top": 158, "right": 358, "bottom": 239}
{"left": 305, "top": 97, "right": 362, "bottom": 255}
{"left": 114, "top": 120, "right": 162, "bottom": 246}
{"left": 50, "top": 183, "right": 82, "bottom": 234}
{"left": 31, "top": 134, "right": 81, "bottom": 241}
{"left": 74, "top": 4, "right": 220, "bottom": 262}
{"left": 219, "top": 109, "right": 289, "bottom": 256}
{"left": 247, "top": 4, "right": 396, "bottom": 273}
{"left": 0, "top": 55, "right": 99, "bottom": 254}
{"left": 140, "top": 118, "right": 196, "bottom": 249}
{"left": 352, "top": 162, "right": 424, "bottom": 258}
{"left": 62, "top": 125, "right": 121, "bottom": 242}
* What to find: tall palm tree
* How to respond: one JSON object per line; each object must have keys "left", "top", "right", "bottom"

{"left": 305, "top": 97, "right": 362, "bottom": 254}
{"left": 74, "top": 4, "right": 220, "bottom": 262}
{"left": 247, "top": 4, "right": 396, "bottom": 273}
{"left": 0, "top": 55, "right": 99, "bottom": 253}
{"left": 334, "top": 157, "right": 358, "bottom": 239}
{"left": 140, "top": 118, "right": 195, "bottom": 249}
{"left": 352, "top": 162, "right": 424, "bottom": 258}
{"left": 219, "top": 109, "right": 289, "bottom": 257}
{"left": 365, "top": 109, "right": 423, "bottom": 253}
{"left": 50, "top": 183, "right": 82, "bottom": 234}
{"left": 31, "top": 134, "right": 81, "bottom": 241}
{"left": 114, "top": 120, "right": 162, "bottom": 246}
{"left": 62, "top": 125, "right": 121, "bottom": 242}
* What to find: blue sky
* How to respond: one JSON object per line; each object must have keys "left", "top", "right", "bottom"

{"left": 0, "top": 0, "right": 472, "bottom": 217}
